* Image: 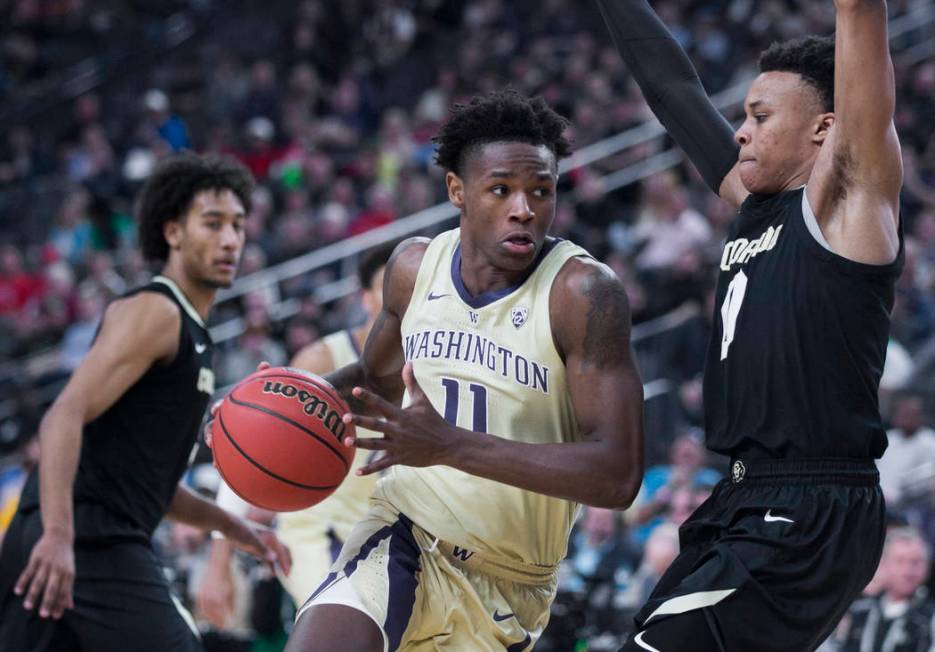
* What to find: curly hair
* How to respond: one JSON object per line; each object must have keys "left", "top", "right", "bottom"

{"left": 137, "top": 153, "right": 255, "bottom": 262}
{"left": 433, "top": 89, "right": 572, "bottom": 176}
{"left": 759, "top": 35, "right": 836, "bottom": 113}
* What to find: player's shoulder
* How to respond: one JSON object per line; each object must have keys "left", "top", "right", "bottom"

{"left": 552, "top": 255, "right": 624, "bottom": 306}
{"left": 103, "top": 288, "right": 181, "bottom": 332}
{"left": 383, "top": 236, "right": 431, "bottom": 314}
{"left": 290, "top": 338, "right": 336, "bottom": 375}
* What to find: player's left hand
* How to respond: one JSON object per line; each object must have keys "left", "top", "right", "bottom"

{"left": 226, "top": 519, "right": 292, "bottom": 577}
{"left": 344, "top": 362, "right": 456, "bottom": 475}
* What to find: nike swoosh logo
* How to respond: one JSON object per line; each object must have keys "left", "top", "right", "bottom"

{"left": 427, "top": 292, "right": 449, "bottom": 301}
{"left": 633, "top": 631, "right": 662, "bottom": 652}
{"left": 195, "top": 343, "right": 207, "bottom": 354}
{"left": 764, "top": 509, "right": 794, "bottom": 524}
{"left": 493, "top": 610, "right": 514, "bottom": 622}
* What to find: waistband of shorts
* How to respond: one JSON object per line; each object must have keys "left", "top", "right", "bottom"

{"left": 728, "top": 457, "right": 879, "bottom": 486}
{"left": 429, "top": 538, "right": 557, "bottom": 587}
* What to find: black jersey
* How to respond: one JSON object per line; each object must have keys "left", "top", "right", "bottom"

{"left": 703, "top": 188, "right": 903, "bottom": 460}
{"left": 19, "top": 276, "right": 215, "bottom": 541}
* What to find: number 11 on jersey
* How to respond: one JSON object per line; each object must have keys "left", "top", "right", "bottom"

{"left": 720, "top": 270, "right": 748, "bottom": 360}
{"left": 441, "top": 377, "right": 488, "bottom": 433}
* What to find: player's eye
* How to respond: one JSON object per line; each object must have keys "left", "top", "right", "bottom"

{"left": 532, "top": 187, "right": 552, "bottom": 198}
{"left": 491, "top": 185, "right": 508, "bottom": 197}
{"left": 754, "top": 114, "right": 768, "bottom": 124}
{"left": 205, "top": 221, "right": 221, "bottom": 230}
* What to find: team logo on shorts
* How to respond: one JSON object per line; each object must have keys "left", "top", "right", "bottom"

{"left": 731, "top": 460, "right": 746, "bottom": 484}
{"left": 511, "top": 306, "right": 528, "bottom": 329}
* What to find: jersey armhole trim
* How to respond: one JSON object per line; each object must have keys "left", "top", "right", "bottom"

{"left": 791, "top": 188, "right": 904, "bottom": 279}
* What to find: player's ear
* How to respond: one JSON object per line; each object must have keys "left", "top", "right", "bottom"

{"left": 163, "top": 218, "right": 183, "bottom": 251}
{"left": 813, "top": 112, "right": 834, "bottom": 145}
{"left": 446, "top": 171, "right": 465, "bottom": 209}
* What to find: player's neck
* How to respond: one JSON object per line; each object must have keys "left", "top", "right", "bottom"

{"left": 458, "top": 250, "right": 527, "bottom": 297}
{"left": 158, "top": 267, "right": 216, "bottom": 321}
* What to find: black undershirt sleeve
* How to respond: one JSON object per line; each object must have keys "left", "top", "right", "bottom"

{"left": 595, "top": 0, "right": 740, "bottom": 194}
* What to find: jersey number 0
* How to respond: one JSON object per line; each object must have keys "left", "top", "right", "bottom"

{"left": 720, "top": 270, "right": 748, "bottom": 360}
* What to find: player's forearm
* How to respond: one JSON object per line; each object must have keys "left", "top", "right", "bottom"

{"left": 447, "top": 430, "right": 642, "bottom": 509}
{"left": 595, "top": 0, "right": 739, "bottom": 192}
{"left": 36, "top": 405, "right": 84, "bottom": 540}
{"left": 167, "top": 484, "right": 239, "bottom": 535}
{"left": 326, "top": 362, "right": 403, "bottom": 416}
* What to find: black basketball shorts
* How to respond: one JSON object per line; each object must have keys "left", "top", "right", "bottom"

{"left": 0, "top": 507, "right": 201, "bottom": 652}
{"left": 621, "top": 458, "right": 885, "bottom": 652}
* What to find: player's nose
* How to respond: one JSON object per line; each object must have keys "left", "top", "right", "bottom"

{"left": 507, "top": 192, "right": 534, "bottom": 221}
{"left": 734, "top": 125, "right": 750, "bottom": 147}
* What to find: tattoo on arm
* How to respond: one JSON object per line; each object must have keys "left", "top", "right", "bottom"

{"left": 582, "top": 269, "right": 632, "bottom": 369}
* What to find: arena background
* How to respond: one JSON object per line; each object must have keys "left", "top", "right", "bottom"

{"left": 0, "top": 1, "right": 933, "bottom": 649}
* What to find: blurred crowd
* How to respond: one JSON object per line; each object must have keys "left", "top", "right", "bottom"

{"left": 1, "top": 0, "right": 934, "bottom": 649}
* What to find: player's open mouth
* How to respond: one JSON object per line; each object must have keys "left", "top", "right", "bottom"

{"left": 502, "top": 234, "right": 535, "bottom": 254}
{"left": 215, "top": 260, "right": 237, "bottom": 273}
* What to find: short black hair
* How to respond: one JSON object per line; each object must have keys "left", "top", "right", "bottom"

{"left": 759, "top": 35, "right": 835, "bottom": 113}
{"left": 137, "top": 153, "right": 255, "bottom": 262}
{"left": 433, "top": 89, "right": 572, "bottom": 176}
{"left": 358, "top": 241, "right": 397, "bottom": 290}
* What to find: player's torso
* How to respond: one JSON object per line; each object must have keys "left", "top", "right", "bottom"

{"left": 277, "top": 330, "right": 379, "bottom": 542}
{"left": 27, "top": 276, "right": 216, "bottom": 540}
{"left": 376, "top": 228, "right": 587, "bottom": 566}
{"left": 703, "top": 188, "right": 903, "bottom": 460}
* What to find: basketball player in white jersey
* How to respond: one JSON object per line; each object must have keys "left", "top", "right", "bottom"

{"left": 197, "top": 244, "right": 394, "bottom": 623}
{"left": 283, "top": 90, "right": 645, "bottom": 651}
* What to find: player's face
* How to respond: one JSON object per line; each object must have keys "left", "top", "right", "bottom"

{"left": 449, "top": 142, "right": 557, "bottom": 273}
{"left": 166, "top": 188, "right": 246, "bottom": 289}
{"left": 735, "top": 72, "right": 831, "bottom": 194}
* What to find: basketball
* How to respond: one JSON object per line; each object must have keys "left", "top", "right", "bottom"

{"left": 210, "top": 367, "right": 355, "bottom": 512}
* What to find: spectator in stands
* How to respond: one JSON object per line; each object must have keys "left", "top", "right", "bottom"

{"left": 625, "top": 430, "right": 721, "bottom": 545}
{"left": 217, "top": 296, "right": 287, "bottom": 386}
{"left": 58, "top": 285, "right": 104, "bottom": 373}
{"left": 827, "top": 528, "right": 935, "bottom": 652}
{"left": 878, "top": 393, "right": 935, "bottom": 505}
{"left": 616, "top": 523, "right": 680, "bottom": 614}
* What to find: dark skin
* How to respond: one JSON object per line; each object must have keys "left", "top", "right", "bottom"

{"left": 285, "top": 141, "right": 644, "bottom": 652}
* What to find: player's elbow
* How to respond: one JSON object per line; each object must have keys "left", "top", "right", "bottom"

{"left": 591, "top": 461, "right": 642, "bottom": 510}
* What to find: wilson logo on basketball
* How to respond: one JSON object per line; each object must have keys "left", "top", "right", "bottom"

{"left": 262, "top": 382, "right": 346, "bottom": 441}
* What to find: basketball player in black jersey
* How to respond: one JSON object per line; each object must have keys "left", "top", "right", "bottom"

{"left": 596, "top": 1, "right": 903, "bottom": 650}
{"left": 0, "top": 154, "right": 291, "bottom": 652}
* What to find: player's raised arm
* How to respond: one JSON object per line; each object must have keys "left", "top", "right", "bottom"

{"left": 15, "top": 293, "right": 180, "bottom": 619}
{"left": 594, "top": 0, "right": 746, "bottom": 206}
{"left": 324, "top": 237, "right": 427, "bottom": 414}
{"left": 807, "top": 0, "right": 901, "bottom": 262}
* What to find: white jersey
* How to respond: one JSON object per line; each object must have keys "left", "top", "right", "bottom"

{"left": 374, "top": 228, "right": 589, "bottom": 566}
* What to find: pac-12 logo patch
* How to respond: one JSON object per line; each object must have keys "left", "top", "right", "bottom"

{"left": 511, "top": 306, "right": 528, "bottom": 329}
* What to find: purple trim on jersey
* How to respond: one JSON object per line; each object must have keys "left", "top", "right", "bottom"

{"left": 450, "top": 238, "right": 562, "bottom": 309}
{"left": 507, "top": 633, "right": 533, "bottom": 652}
{"left": 345, "top": 329, "right": 362, "bottom": 358}
{"left": 327, "top": 527, "right": 343, "bottom": 563}
{"left": 384, "top": 514, "right": 421, "bottom": 651}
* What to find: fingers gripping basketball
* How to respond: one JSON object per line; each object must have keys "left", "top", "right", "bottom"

{"left": 211, "top": 367, "right": 355, "bottom": 511}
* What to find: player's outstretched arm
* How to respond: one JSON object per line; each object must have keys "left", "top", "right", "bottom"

{"left": 595, "top": 0, "right": 746, "bottom": 206}
{"left": 324, "top": 238, "right": 428, "bottom": 414}
{"left": 15, "top": 292, "right": 181, "bottom": 619}
{"left": 346, "top": 258, "right": 644, "bottom": 509}
{"left": 166, "top": 484, "right": 291, "bottom": 575}
{"left": 807, "top": 0, "right": 901, "bottom": 264}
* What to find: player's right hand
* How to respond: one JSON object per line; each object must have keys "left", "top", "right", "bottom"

{"left": 14, "top": 530, "right": 75, "bottom": 619}
{"left": 197, "top": 545, "right": 236, "bottom": 629}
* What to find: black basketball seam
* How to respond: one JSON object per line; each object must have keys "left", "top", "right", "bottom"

{"left": 227, "top": 391, "right": 350, "bottom": 471}
{"left": 217, "top": 410, "right": 342, "bottom": 490}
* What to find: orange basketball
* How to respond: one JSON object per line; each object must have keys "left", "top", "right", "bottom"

{"left": 211, "top": 367, "right": 355, "bottom": 512}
